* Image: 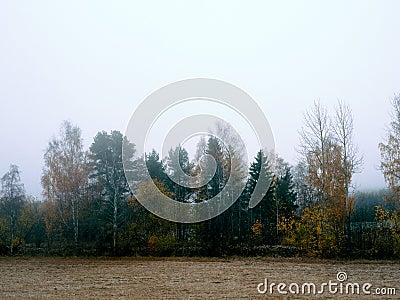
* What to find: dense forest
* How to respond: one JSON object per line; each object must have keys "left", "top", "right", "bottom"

{"left": 1, "top": 97, "right": 400, "bottom": 258}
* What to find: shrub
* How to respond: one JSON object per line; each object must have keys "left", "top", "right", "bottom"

{"left": 148, "top": 233, "right": 177, "bottom": 256}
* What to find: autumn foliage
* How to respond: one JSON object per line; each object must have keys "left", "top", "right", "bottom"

{"left": 1, "top": 97, "right": 400, "bottom": 259}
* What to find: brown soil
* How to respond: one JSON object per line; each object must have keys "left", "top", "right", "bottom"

{"left": 0, "top": 257, "right": 398, "bottom": 299}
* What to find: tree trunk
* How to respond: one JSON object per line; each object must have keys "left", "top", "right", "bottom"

{"left": 10, "top": 216, "right": 14, "bottom": 256}
{"left": 276, "top": 201, "right": 279, "bottom": 242}
{"left": 72, "top": 201, "right": 79, "bottom": 255}
{"left": 113, "top": 194, "right": 118, "bottom": 255}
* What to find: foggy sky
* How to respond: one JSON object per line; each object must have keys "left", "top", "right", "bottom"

{"left": 1, "top": 1, "right": 399, "bottom": 198}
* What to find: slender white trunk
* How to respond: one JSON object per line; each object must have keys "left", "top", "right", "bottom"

{"left": 71, "top": 200, "right": 79, "bottom": 255}
{"left": 10, "top": 216, "right": 14, "bottom": 256}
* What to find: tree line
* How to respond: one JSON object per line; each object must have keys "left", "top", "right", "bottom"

{"left": 1, "top": 97, "right": 400, "bottom": 258}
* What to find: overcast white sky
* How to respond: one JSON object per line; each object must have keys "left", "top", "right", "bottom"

{"left": 1, "top": 1, "right": 399, "bottom": 198}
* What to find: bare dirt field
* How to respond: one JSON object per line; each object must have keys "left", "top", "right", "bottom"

{"left": 0, "top": 256, "right": 398, "bottom": 299}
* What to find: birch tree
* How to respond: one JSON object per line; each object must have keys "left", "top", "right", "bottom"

{"left": 379, "top": 94, "right": 400, "bottom": 209}
{"left": 42, "top": 121, "right": 88, "bottom": 254}
{"left": 0, "top": 165, "right": 25, "bottom": 255}
{"left": 299, "top": 101, "right": 332, "bottom": 207}
{"left": 332, "top": 100, "right": 362, "bottom": 240}
{"left": 298, "top": 100, "right": 361, "bottom": 251}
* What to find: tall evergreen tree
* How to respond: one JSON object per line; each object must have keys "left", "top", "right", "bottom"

{"left": 194, "top": 136, "right": 230, "bottom": 255}
{"left": 164, "top": 146, "right": 194, "bottom": 242}
{"left": 246, "top": 150, "right": 275, "bottom": 244}
{"left": 146, "top": 149, "right": 168, "bottom": 185}
{"left": 88, "top": 130, "right": 136, "bottom": 254}
{"left": 164, "top": 146, "right": 193, "bottom": 203}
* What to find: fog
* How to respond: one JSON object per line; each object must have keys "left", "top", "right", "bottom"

{"left": 1, "top": 1, "right": 399, "bottom": 197}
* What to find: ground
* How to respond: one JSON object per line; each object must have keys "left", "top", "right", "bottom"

{"left": 0, "top": 257, "right": 399, "bottom": 299}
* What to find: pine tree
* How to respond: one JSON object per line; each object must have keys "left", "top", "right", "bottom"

{"left": 88, "top": 130, "right": 136, "bottom": 254}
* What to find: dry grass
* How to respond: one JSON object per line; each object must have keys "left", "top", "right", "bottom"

{"left": 0, "top": 256, "right": 399, "bottom": 299}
